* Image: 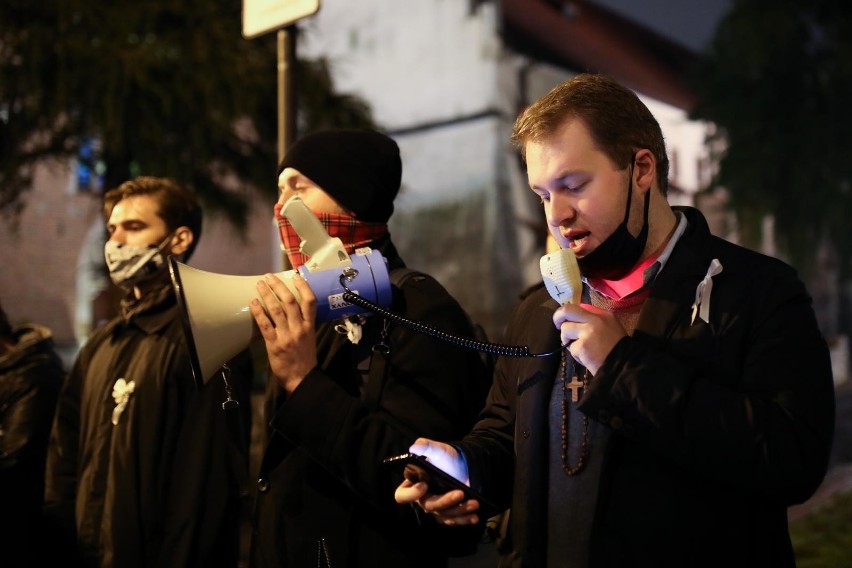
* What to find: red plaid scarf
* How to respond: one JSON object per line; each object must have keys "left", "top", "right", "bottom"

{"left": 274, "top": 203, "right": 388, "bottom": 269}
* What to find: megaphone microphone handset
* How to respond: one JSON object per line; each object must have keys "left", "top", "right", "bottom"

{"left": 279, "top": 195, "right": 352, "bottom": 271}
{"left": 540, "top": 248, "right": 583, "bottom": 306}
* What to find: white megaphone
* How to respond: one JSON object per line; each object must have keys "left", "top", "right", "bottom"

{"left": 169, "top": 196, "right": 392, "bottom": 389}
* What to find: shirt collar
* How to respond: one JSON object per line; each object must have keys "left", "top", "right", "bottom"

{"left": 586, "top": 212, "right": 687, "bottom": 300}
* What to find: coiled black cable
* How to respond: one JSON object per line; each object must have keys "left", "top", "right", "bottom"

{"left": 340, "top": 275, "right": 565, "bottom": 358}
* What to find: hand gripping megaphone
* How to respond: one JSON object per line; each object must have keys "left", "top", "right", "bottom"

{"left": 169, "top": 196, "right": 392, "bottom": 389}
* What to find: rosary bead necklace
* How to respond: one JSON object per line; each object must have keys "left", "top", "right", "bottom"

{"left": 560, "top": 350, "right": 590, "bottom": 476}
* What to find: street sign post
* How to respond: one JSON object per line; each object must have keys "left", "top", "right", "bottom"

{"left": 242, "top": 0, "right": 321, "bottom": 160}
{"left": 242, "top": 0, "right": 321, "bottom": 269}
{"left": 242, "top": 0, "right": 320, "bottom": 39}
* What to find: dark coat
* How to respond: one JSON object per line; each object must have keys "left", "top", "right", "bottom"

{"left": 460, "top": 207, "right": 836, "bottom": 568}
{"left": 0, "top": 324, "right": 64, "bottom": 567}
{"left": 44, "top": 292, "right": 252, "bottom": 568}
{"left": 250, "top": 241, "right": 491, "bottom": 568}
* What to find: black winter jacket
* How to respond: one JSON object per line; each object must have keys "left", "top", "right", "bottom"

{"left": 0, "top": 324, "right": 64, "bottom": 567}
{"left": 460, "top": 207, "right": 835, "bottom": 568}
{"left": 250, "top": 239, "right": 491, "bottom": 568}
{"left": 44, "top": 291, "right": 252, "bottom": 568}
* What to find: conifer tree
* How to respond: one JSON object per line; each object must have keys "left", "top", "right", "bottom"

{"left": 690, "top": 0, "right": 852, "bottom": 278}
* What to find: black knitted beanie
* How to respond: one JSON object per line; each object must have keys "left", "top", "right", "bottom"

{"left": 277, "top": 129, "right": 402, "bottom": 223}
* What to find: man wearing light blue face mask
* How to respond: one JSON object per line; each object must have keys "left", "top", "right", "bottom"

{"left": 104, "top": 232, "right": 175, "bottom": 291}
{"left": 44, "top": 176, "right": 253, "bottom": 568}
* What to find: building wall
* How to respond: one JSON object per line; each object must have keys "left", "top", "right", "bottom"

{"left": 299, "top": 0, "right": 524, "bottom": 339}
{"left": 0, "top": 161, "right": 100, "bottom": 359}
{"left": 299, "top": 0, "right": 500, "bottom": 130}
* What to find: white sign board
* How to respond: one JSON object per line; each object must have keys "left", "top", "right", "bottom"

{"left": 242, "top": 0, "right": 320, "bottom": 39}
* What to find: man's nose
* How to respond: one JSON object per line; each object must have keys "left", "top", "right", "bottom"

{"left": 109, "top": 229, "right": 126, "bottom": 244}
{"left": 278, "top": 188, "right": 294, "bottom": 205}
{"left": 549, "top": 192, "right": 576, "bottom": 225}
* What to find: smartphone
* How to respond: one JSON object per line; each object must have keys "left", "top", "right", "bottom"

{"left": 383, "top": 452, "right": 498, "bottom": 513}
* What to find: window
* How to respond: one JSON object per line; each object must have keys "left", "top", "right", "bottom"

{"left": 76, "top": 137, "right": 105, "bottom": 193}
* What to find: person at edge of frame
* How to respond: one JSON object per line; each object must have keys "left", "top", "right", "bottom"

{"left": 0, "top": 299, "right": 65, "bottom": 568}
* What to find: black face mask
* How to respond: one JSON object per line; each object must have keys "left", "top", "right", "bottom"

{"left": 577, "top": 158, "right": 650, "bottom": 280}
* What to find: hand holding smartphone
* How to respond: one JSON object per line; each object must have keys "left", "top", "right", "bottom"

{"left": 383, "top": 452, "right": 498, "bottom": 513}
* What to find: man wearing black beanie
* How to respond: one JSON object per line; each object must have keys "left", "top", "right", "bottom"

{"left": 249, "top": 129, "right": 492, "bottom": 568}
{"left": 277, "top": 129, "right": 400, "bottom": 223}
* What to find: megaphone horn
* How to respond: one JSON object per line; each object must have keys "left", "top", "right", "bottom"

{"left": 169, "top": 248, "right": 391, "bottom": 389}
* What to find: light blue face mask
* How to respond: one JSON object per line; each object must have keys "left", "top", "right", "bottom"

{"left": 104, "top": 234, "right": 172, "bottom": 289}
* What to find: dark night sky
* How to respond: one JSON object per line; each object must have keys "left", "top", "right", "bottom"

{"left": 588, "top": 0, "right": 734, "bottom": 52}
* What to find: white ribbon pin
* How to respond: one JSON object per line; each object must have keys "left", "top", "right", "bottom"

{"left": 112, "top": 378, "right": 136, "bottom": 425}
{"left": 690, "top": 259, "right": 723, "bottom": 325}
{"left": 334, "top": 318, "right": 363, "bottom": 344}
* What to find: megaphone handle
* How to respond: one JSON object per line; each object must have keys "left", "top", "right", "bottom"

{"left": 219, "top": 364, "right": 240, "bottom": 410}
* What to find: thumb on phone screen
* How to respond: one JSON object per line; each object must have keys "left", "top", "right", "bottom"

{"left": 409, "top": 438, "right": 469, "bottom": 484}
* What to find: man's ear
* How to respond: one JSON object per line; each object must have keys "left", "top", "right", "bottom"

{"left": 169, "top": 226, "right": 194, "bottom": 257}
{"left": 633, "top": 149, "right": 657, "bottom": 194}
